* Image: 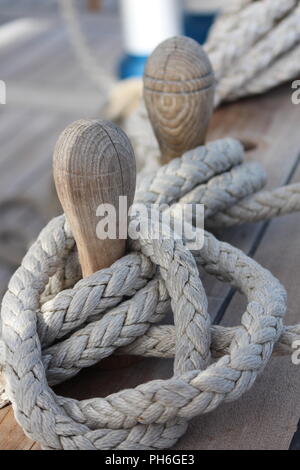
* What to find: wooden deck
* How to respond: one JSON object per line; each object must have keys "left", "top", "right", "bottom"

{"left": 0, "top": 3, "right": 300, "bottom": 451}
{"left": 0, "top": 3, "right": 121, "bottom": 298}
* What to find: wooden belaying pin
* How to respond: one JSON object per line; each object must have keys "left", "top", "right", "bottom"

{"left": 143, "top": 36, "right": 215, "bottom": 164}
{"left": 53, "top": 119, "right": 136, "bottom": 277}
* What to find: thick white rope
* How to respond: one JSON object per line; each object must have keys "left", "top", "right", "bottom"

{"left": 205, "top": 0, "right": 298, "bottom": 79}
{"left": 1, "top": 0, "right": 299, "bottom": 448}
{"left": 205, "top": 0, "right": 300, "bottom": 105}
{"left": 213, "top": 3, "right": 300, "bottom": 106}
{"left": 1, "top": 136, "right": 300, "bottom": 449}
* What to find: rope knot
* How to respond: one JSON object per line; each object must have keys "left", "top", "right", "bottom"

{"left": 1, "top": 136, "right": 299, "bottom": 449}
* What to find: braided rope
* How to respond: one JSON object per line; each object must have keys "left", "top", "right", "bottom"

{"left": 207, "top": 183, "right": 300, "bottom": 228}
{"left": 120, "top": 323, "right": 300, "bottom": 359}
{"left": 1, "top": 136, "right": 300, "bottom": 449}
{"left": 214, "top": 4, "right": 300, "bottom": 106}
{"left": 1, "top": 1, "right": 299, "bottom": 448}
{"left": 224, "top": 42, "right": 300, "bottom": 102}
{"left": 205, "top": 0, "right": 300, "bottom": 105}
{"left": 0, "top": 216, "right": 286, "bottom": 449}
{"left": 205, "top": 0, "right": 297, "bottom": 80}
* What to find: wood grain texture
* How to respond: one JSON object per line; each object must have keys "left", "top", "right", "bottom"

{"left": 143, "top": 36, "right": 215, "bottom": 164}
{"left": 0, "top": 407, "right": 34, "bottom": 450}
{"left": 53, "top": 119, "right": 136, "bottom": 277}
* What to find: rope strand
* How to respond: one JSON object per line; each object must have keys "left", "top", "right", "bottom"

{"left": 1, "top": 137, "right": 299, "bottom": 449}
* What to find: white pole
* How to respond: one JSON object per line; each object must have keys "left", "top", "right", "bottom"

{"left": 120, "top": 0, "right": 183, "bottom": 57}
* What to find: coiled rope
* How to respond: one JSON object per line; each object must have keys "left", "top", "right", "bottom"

{"left": 1, "top": 136, "right": 300, "bottom": 449}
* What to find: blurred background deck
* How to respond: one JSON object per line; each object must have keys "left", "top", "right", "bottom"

{"left": 0, "top": 0, "right": 121, "bottom": 298}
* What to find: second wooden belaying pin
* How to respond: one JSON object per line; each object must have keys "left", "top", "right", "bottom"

{"left": 143, "top": 36, "right": 215, "bottom": 164}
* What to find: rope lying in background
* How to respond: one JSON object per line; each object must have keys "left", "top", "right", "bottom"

{"left": 205, "top": 0, "right": 300, "bottom": 105}
{"left": 206, "top": 0, "right": 297, "bottom": 77}
{"left": 1, "top": 137, "right": 300, "bottom": 449}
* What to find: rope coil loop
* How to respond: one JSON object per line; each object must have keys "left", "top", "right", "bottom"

{"left": 1, "top": 136, "right": 299, "bottom": 449}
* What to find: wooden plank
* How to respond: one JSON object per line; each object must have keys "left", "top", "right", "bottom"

{"left": 0, "top": 16, "right": 121, "bottom": 115}
{"left": 0, "top": 23, "right": 66, "bottom": 81}
{"left": 0, "top": 8, "right": 121, "bottom": 307}
{"left": 0, "top": 14, "right": 120, "bottom": 88}
{"left": 0, "top": 110, "right": 79, "bottom": 205}
{"left": 0, "top": 407, "right": 35, "bottom": 450}
{"left": 0, "top": 110, "right": 53, "bottom": 167}
{"left": 0, "top": 0, "right": 58, "bottom": 18}
{"left": 0, "top": 111, "right": 85, "bottom": 297}
{"left": 290, "top": 421, "right": 300, "bottom": 449}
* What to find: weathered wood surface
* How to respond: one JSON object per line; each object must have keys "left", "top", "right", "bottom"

{"left": 144, "top": 36, "right": 215, "bottom": 164}
{"left": 53, "top": 120, "right": 136, "bottom": 276}
{"left": 1, "top": 83, "right": 300, "bottom": 450}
